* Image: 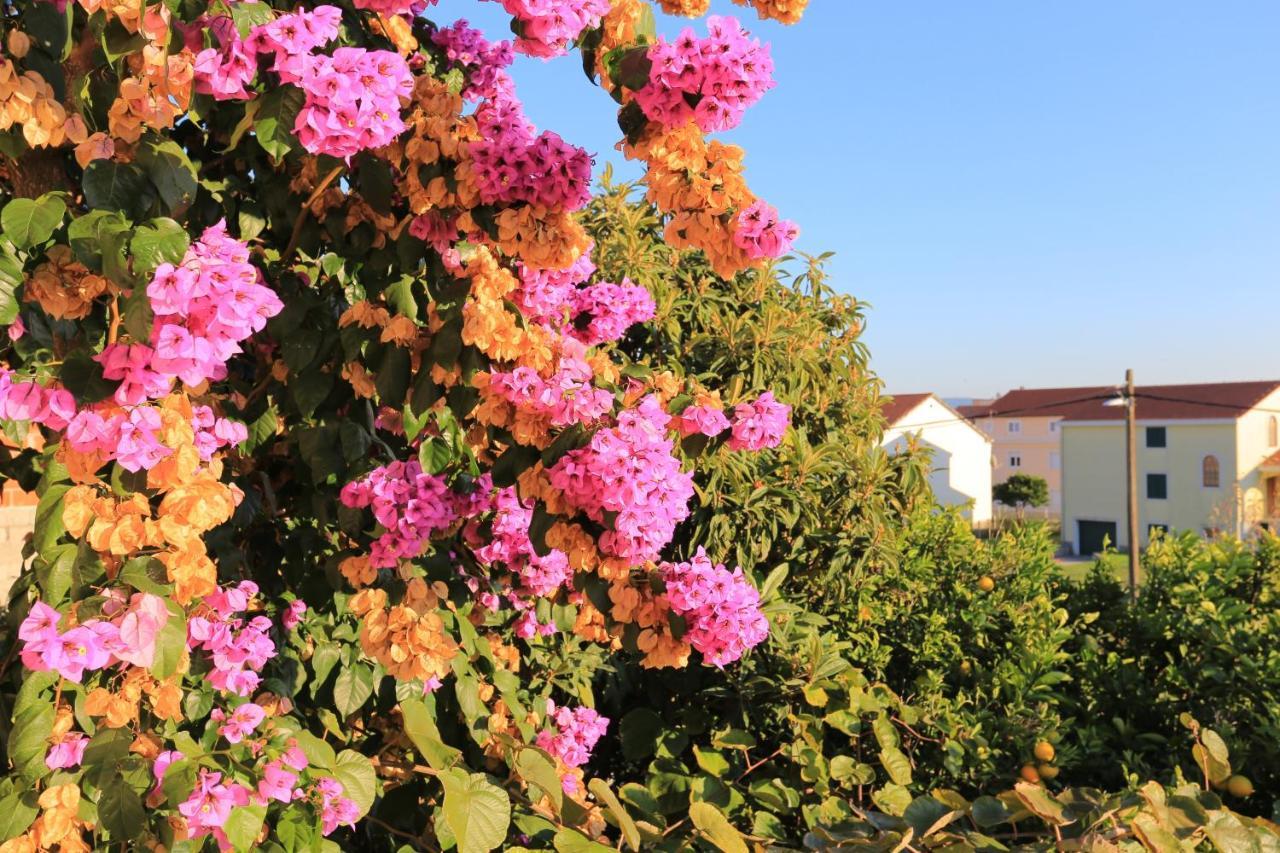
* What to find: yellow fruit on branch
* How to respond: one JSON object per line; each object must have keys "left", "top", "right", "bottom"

{"left": 1034, "top": 741, "right": 1055, "bottom": 762}
{"left": 1226, "top": 775, "right": 1254, "bottom": 798}
{"left": 977, "top": 576, "right": 995, "bottom": 592}
{"left": 1019, "top": 764, "right": 1041, "bottom": 784}
{"left": 1037, "top": 763, "right": 1059, "bottom": 780}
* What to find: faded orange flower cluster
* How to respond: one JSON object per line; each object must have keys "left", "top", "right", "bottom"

{"left": 660, "top": 0, "right": 712, "bottom": 16}
{"left": 25, "top": 246, "right": 112, "bottom": 320}
{"left": 731, "top": 0, "right": 809, "bottom": 25}
{"left": 0, "top": 785, "right": 92, "bottom": 853}
{"left": 61, "top": 395, "right": 240, "bottom": 603}
{"left": 461, "top": 248, "right": 554, "bottom": 370}
{"left": 0, "top": 61, "right": 79, "bottom": 149}
{"left": 623, "top": 123, "right": 760, "bottom": 278}
{"left": 349, "top": 587, "right": 459, "bottom": 683}
{"left": 85, "top": 667, "right": 184, "bottom": 727}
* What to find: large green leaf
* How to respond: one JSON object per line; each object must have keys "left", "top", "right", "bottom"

{"left": 99, "top": 778, "right": 147, "bottom": 842}
{"left": 224, "top": 804, "right": 267, "bottom": 852}
{"left": 254, "top": 87, "right": 305, "bottom": 159}
{"left": 440, "top": 769, "right": 511, "bottom": 853}
{"left": 401, "top": 698, "right": 462, "bottom": 770}
{"left": 333, "top": 663, "right": 374, "bottom": 717}
{"left": 2, "top": 194, "right": 66, "bottom": 249}
{"left": 83, "top": 161, "right": 156, "bottom": 220}
{"left": 130, "top": 218, "right": 190, "bottom": 273}
{"left": 0, "top": 247, "right": 21, "bottom": 324}
{"left": 332, "top": 751, "right": 378, "bottom": 818}
{"left": 688, "top": 801, "right": 748, "bottom": 853}
{"left": 0, "top": 788, "right": 39, "bottom": 841}
{"left": 136, "top": 138, "right": 198, "bottom": 217}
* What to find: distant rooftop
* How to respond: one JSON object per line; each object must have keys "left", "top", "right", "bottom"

{"left": 881, "top": 393, "right": 933, "bottom": 425}
{"left": 958, "top": 381, "right": 1280, "bottom": 422}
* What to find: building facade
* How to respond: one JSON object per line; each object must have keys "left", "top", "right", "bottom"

{"left": 1059, "top": 381, "right": 1280, "bottom": 555}
{"left": 882, "top": 393, "right": 994, "bottom": 526}
{"left": 961, "top": 387, "right": 1111, "bottom": 519}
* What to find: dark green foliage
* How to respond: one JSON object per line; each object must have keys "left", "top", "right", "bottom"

{"left": 994, "top": 473, "right": 1050, "bottom": 510}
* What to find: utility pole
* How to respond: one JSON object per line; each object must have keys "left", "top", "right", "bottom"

{"left": 1125, "top": 368, "right": 1139, "bottom": 600}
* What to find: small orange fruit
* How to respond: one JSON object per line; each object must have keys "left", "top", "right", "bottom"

{"left": 1019, "top": 764, "right": 1040, "bottom": 784}
{"left": 978, "top": 576, "right": 995, "bottom": 592}
{"left": 1037, "top": 763, "right": 1060, "bottom": 780}
{"left": 1034, "top": 741, "right": 1055, "bottom": 762}
{"left": 1226, "top": 775, "right": 1254, "bottom": 798}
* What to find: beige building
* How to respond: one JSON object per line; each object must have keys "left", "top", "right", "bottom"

{"left": 961, "top": 386, "right": 1111, "bottom": 518}
{"left": 882, "top": 393, "right": 994, "bottom": 526}
{"left": 1059, "top": 380, "right": 1280, "bottom": 555}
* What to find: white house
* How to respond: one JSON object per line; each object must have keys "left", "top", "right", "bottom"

{"left": 1060, "top": 380, "right": 1280, "bottom": 555}
{"left": 881, "top": 393, "right": 994, "bottom": 526}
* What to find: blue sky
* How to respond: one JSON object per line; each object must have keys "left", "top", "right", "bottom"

{"left": 428, "top": 1, "right": 1280, "bottom": 397}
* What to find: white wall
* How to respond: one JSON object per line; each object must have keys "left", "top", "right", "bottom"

{"left": 883, "top": 397, "right": 994, "bottom": 524}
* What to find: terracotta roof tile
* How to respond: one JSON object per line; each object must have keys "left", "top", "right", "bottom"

{"left": 880, "top": 393, "right": 932, "bottom": 425}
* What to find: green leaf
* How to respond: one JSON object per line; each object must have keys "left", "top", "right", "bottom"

{"left": 903, "top": 796, "right": 961, "bottom": 839}
{"left": 971, "top": 796, "right": 1013, "bottom": 828}
{"left": 23, "top": 1, "right": 73, "bottom": 60}
{"left": 60, "top": 351, "right": 117, "bottom": 403}
{"left": 879, "top": 746, "right": 913, "bottom": 786}
{"left": 401, "top": 698, "right": 462, "bottom": 771}
{"left": 33, "top": 482, "right": 70, "bottom": 553}
{"left": 333, "top": 664, "right": 375, "bottom": 717}
{"left": 688, "top": 801, "right": 748, "bottom": 853}
{"left": 8, "top": 700, "right": 54, "bottom": 780}
{"left": 871, "top": 783, "right": 912, "bottom": 817}
{"left": 254, "top": 87, "right": 306, "bottom": 160}
{"left": 1204, "top": 811, "right": 1261, "bottom": 853}
{"left": 224, "top": 804, "right": 267, "bottom": 852}
{"left": 515, "top": 748, "right": 563, "bottom": 814}
{"left": 291, "top": 371, "right": 334, "bottom": 418}
{"left": 0, "top": 247, "right": 21, "bottom": 324}
{"left": 2, "top": 194, "right": 66, "bottom": 249}
{"left": 98, "top": 776, "right": 147, "bottom": 841}
{"left": 587, "top": 778, "right": 641, "bottom": 852}
{"left": 332, "top": 751, "right": 378, "bottom": 819}
{"left": 292, "top": 731, "right": 336, "bottom": 771}
{"left": 161, "top": 758, "right": 198, "bottom": 807}
{"left": 552, "top": 830, "right": 614, "bottom": 853}
{"left": 619, "top": 708, "right": 662, "bottom": 762}
{"left": 241, "top": 406, "right": 279, "bottom": 453}
{"left": 122, "top": 281, "right": 153, "bottom": 342}
{"left": 440, "top": 768, "right": 511, "bottom": 853}
{"left": 150, "top": 600, "right": 187, "bottom": 680}
{"left": 130, "top": 218, "right": 190, "bottom": 272}
{"left": 67, "top": 210, "right": 132, "bottom": 271}
{"left": 1013, "top": 782, "right": 1070, "bottom": 826}
{"left": 119, "top": 556, "right": 171, "bottom": 595}
{"left": 83, "top": 161, "right": 156, "bottom": 220}
{"left": 136, "top": 139, "right": 198, "bottom": 217}
{"left": 0, "top": 787, "right": 39, "bottom": 841}
{"left": 310, "top": 643, "right": 340, "bottom": 696}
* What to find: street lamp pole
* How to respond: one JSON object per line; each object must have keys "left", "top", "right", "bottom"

{"left": 1125, "top": 368, "right": 1139, "bottom": 600}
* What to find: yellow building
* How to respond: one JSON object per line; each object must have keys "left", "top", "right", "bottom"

{"left": 1059, "top": 380, "right": 1280, "bottom": 555}
{"left": 961, "top": 386, "right": 1112, "bottom": 519}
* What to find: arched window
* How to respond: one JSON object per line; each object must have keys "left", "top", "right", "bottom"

{"left": 1202, "top": 455, "right": 1220, "bottom": 488}
{"left": 1270, "top": 416, "right": 1278, "bottom": 448}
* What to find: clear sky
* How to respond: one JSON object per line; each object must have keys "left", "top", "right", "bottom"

{"left": 428, "top": 1, "right": 1280, "bottom": 398}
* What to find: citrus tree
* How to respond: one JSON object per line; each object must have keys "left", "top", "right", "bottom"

{"left": 0, "top": 0, "right": 810, "bottom": 849}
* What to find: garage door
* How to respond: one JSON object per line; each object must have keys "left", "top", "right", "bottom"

{"left": 1077, "top": 520, "right": 1118, "bottom": 555}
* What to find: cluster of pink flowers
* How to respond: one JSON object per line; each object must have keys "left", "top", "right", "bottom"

{"left": 733, "top": 200, "right": 799, "bottom": 261}
{"left": 535, "top": 700, "right": 609, "bottom": 768}
{"left": 633, "top": 16, "right": 775, "bottom": 133}
{"left": 180, "top": 769, "right": 255, "bottom": 845}
{"left": 727, "top": 391, "right": 790, "bottom": 451}
{"left": 316, "top": 778, "right": 361, "bottom": 835}
{"left": 470, "top": 488, "right": 572, "bottom": 597}
{"left": 513, "top": 249, "right": 596, "bottom": 325}
{"left": 490, "top": 0, "right": 609, "bottom": 58}
{"left": 671, "top": 403, "right": 731, "bottom": 439}
{"left": 471, "top": 95, "right": 593, "bottom": 211}
{"left": 188, "top": 581, "right": 277, "bottom": 696}
{"left": 282, "top": 599, "right": 307, "bottom": 630}
{"left": 195, "top": 6, "right": 412, "bottom": 160}
{"left": 19, "top": 593, "right": 171, "bottom": 682}
{"left": 514, "top": 609, "right": 557, "bottom": 639}
{"left": 293, "top": 47, "right": 413, "bottom": 160}
{"left": 46, "top": 733, "right": 88, "bottom": 770}
{"left": 567, "top": 279, "right": 656, "bottom": 347}
{"left": 193, "top": 404, "right": 250, "bottom": 461}
{"left": 212, "top": 702, "right": 267, "bottom": 744}
{"left": 0, "top": 373, "right": 74, "bottom": 430}
{"left": 661, "top": 547, "right": 769, "bottom": 666}
{"left": 489, "top": 355, "right": 613, "bottom": 429}
{"left": 548, "top": 395, "right": 694, "bottom": 563}
{"left": 339, "top": 460, "right": 459, "bottom": 568}
{"left": 97, "top": 221, "right": 281, "bottom": 406}
{"left": 431, "top": 20, "right": 515, "bottom": 101}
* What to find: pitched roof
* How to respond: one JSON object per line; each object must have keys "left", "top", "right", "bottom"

{"left": 1061, "top": 380, "right": 1279, "bottom": 421}
{"left": 880, "top": 393, "right": 933, "bottom": 425}
{"left": 958, "top": 386, "right": 1114, "bottom": 420}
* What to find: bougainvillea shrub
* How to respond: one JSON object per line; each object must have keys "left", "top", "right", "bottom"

{"left": 0, "top": 0, "right": 807, "bottom": 848}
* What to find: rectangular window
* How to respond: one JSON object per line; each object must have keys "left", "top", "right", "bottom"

{"left": 1008, "top": 421, "right": 1021, "bottom": 433}
{"left": 1147, "top": 473, "right": 1168, "bottom": 500}
{"left": 1050, "top": 451, "right": 1061, "bottom": 470}
{"left": 1049, "top": 421, "right": 1058, "bottom": 433}
{"left": 1146, "top": 426, "right": 1167, "bottom": 448}
{"left": 1009, "top": 454, "right": 1022, "bottom": 468}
